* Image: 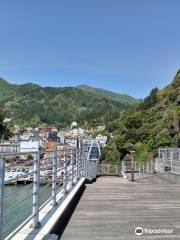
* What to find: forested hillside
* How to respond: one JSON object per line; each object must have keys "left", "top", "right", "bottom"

{"left": 101, "top": 70, "right": 180, "bottom": 164}
{"left": 0, "top": 78, "right": 133, "bottom": 128}
{"left": 0, "top": 109, "right": 11, "bottom": 139}
{"left": 78, "top": 84, "right": 139, "bottom": 105}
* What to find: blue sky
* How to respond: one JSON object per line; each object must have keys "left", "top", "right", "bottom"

{"left": 0, "top": 0, "right": 179, "bottom": 98}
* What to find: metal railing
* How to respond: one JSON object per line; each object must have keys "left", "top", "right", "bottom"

{"left": 0, "top": 148, "right": 89, "bottom": 239}
{"left": 136, "top": 171, "right": 180, "bottom": 184}
{"left": 98, "top": 161, "right": 155, "bottom": 177}
{"left": 157, "top": 148, "right": 180, "bottom": 173}
{"left": 98, "top": 163, "right": 120, "bottom": 175}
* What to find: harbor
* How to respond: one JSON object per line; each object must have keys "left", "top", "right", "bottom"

{"left": 4, "top": 163, "right": 64, "bottom": 185}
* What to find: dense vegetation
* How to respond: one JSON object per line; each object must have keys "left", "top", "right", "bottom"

{"left": 0, "top": 109, "right": 11, "bottom": 140}
{"left": 0, "top": 78, "right": 134, "bottom": 128}
{"left": 101, "top": 70, "right": 180, "bottom": 164}
{"left": 78, "top": 84, "right": 139, "bottom": 105}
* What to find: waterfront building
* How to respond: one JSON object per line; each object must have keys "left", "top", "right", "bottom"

{"left": 0, "top": 141, "right": 20, "bottom": 153}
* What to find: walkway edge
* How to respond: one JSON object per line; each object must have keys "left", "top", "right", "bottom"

{"left": 6, "top": 177, "right": 86, "bottom": 240}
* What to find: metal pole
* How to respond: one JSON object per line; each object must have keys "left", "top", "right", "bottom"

{"left": 158, "top": 148, "right": 161, "bottom": 160}
{"left": 82, "top": 151, "right": 86, "bottom": 177}
{"left": 95, "top": 160, "right": 98, "bottom": 176}
{"left": 63, "top": 151, "right": 68, "bottom": 195}
{"left": 32, "top": 153, "right": 41, "bottom": 228}
{"left": 79, "top": 149, "right": 82, "bottom": 178}
{"left": 131, "top": 155, "right": 134, "bottom": 182}
{"left": 80, "top": 149, "right": 83, "bottom": 178}
{"left": 71, "top": 150, "right": 74, "bottom": 186}
{"left": 143, "top": 164, "right": 145, "bottom": 176}
{"left": 138, "top": 162, "right": 140, "bottom": 176}
{"left": 170, "top": 150, "right": 173, "bottom": 172}
{"left": 83, "top": 151, "right": 86, "bottom": 177}
{"left": 77, "top": 149, "right": 80, "bottom": 180}
{"left": 52, "top": 151, "right": 57, "bottom": 207}
{"left": 121, "top": 161, "right": 123, "bottom": 174}
{"left": 163, "top": 151, "right": 165, "bottom": 172}
{"left": 86, "top": 158, "right": 88, "bottom": 179}
{"left": 0, "top": 156, "right": 5, "bottom": 240}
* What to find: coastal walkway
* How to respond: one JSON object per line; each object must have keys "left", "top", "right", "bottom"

{"left": 61, "top": 176, "right": 180, "bottom": 240}
{"left": 2, "top": 147, "right": 180, "bottom": 239}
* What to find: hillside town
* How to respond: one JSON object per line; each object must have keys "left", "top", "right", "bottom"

{"left": 0, "top": 121, "right": 107, "bottom": 158}
{"left": 0, "top": 121, "right": 107, "bottom": 186}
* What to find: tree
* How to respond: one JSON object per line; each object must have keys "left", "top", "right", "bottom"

{"left": 100, "top": 140, "right": 120, "bottom": 164}
{"left": 27, "top": 155, "right": 33, "bottom": 161}
{"left": 0, "top": 109, "right": 11, "bottom": 140}
{"left": 141, "top": 88, "right": 159, "bottom": 110}
{"left": 135, "top": 144, "right": 151, "bottom": 163}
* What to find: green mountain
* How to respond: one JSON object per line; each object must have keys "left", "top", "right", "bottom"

{"left": 0, "top": 79, "right": 131, "bottom": 128}
{"left": 101, "top": 69, "right": 180, "bottom": 163}
{"left": 0, "top": 77, "right": 10, "bottom": 87}
{"left": 77, "top": 84, "right": 139, "bottom": 105}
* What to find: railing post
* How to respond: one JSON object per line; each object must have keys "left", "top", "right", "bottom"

{"left": 0, "top": 156, "right": 5, "bottom": 240}
{"left": 170, "top": 150, "right": 173, "bottom": 172}
{"left": 79, "top": 149, "right": 82, "bottom": 178}
{"left": 143, "top": 164, "right": 145, "bottom": 176}
{"left": 86, "top": 158, "right": 89, "bottom": 179}
{"left": 138, "top": 162, "right": 140, "bottom": 176}
{"left": 71, "top": 150, "right": 75, "bottom": 186}
{"left": 163, "top": 151, "right": 165, "bottom": 172}
{"left": 116, "top": 164, "right": 118, "bottom": 175}
{"left": 84, "top": 154, "right": 87, "bottom": 178}
{"left": 131, "top": 155, "right": 135, "bottom": 182}
{"left": 77, "top": 149, "right": 80, "bottom": 180}
{"left": 95, "top": 161, "right": 98, "bottom": 176}
{"left": 52, "top": 151, "right": 57, "bottom": 207}
{"left": 79, "top": 150, "right": 82, "bottom": 177}
{"left": 31, "top": 152, "right": 41, "bottom": 229}
{"left": 63, "top": 151, "right": 68, "bottom": 195}
{"left": 82, "top": 151, "right": 85, "bottom": 177}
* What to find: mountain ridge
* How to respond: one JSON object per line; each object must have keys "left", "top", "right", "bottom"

{"left": 0, "top": 77, "right": 132, "bottom": 128}
{"left": 77, "top": 84, "right": 139, "bottom": 105}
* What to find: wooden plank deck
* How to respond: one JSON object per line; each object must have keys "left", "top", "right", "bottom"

{"left": 61, "top": 176, "right": 180, "bottom": 239}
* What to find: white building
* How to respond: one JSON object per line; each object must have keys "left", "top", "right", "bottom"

{"left": 57, "top": 131, "right": 66, "bottom": 144}
{"left": 65, "top": 137, "right": 78, "bottom": 148}
{"left": 20, "top": 140, "right": 39, "bottom": 153}
{"left": 20, "top": 132, "right": 34, "bottom": 141}
{"left": 39, "top": 131, "right": 48, "bottom": 141}
{"left": 0, "top": 142, "right": 20, "bottom": 153}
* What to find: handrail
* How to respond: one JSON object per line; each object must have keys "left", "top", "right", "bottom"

{"left": 0, "top": 143, "right": 101, "bottom": 239}
{"left": 0, "top": 148, "right": 87, "bottom": 239}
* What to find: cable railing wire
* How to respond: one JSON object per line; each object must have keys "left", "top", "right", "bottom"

{"left": 4, "top": 182, "right": 33, "bottom": 200}
{"left": 0, "top": 144, "right": 100, "bottom": 239}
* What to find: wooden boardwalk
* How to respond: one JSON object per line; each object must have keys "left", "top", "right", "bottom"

{"left": 61, "top": 176, "right": 180, "bottom": 240}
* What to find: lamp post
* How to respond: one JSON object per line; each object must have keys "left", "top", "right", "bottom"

{"left": 129, "top": 150, "right": 135, "bottom": 182}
